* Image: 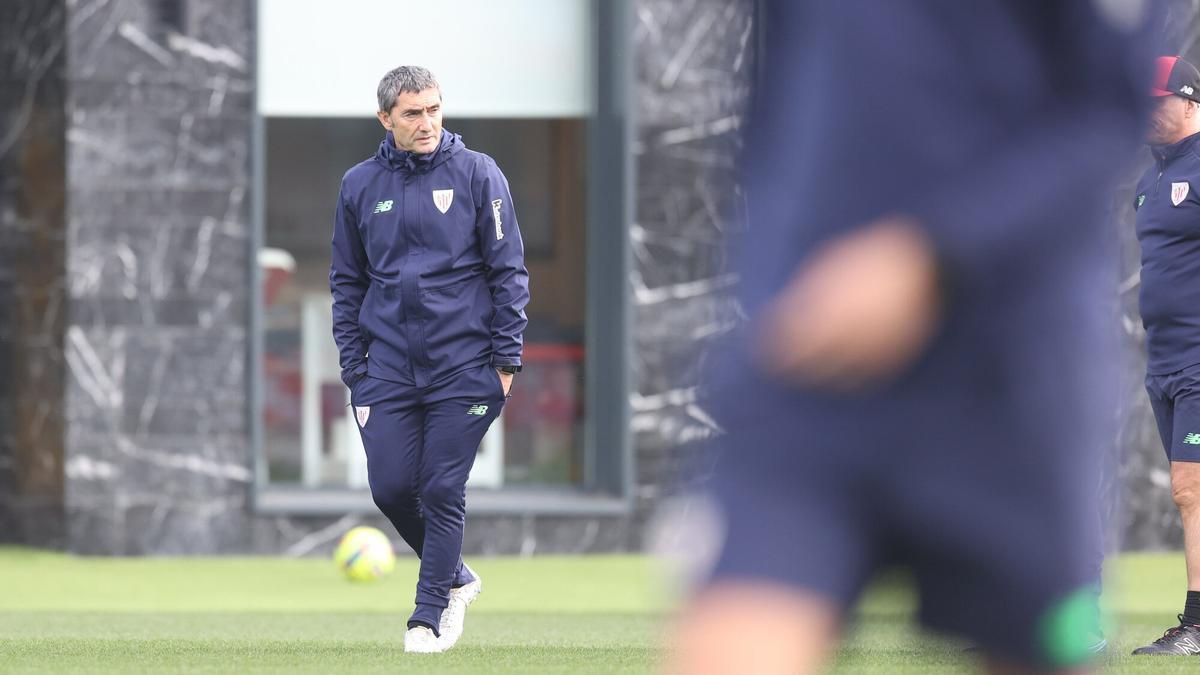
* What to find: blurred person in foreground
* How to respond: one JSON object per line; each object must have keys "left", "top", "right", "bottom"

{"left": 1131, "top": 55, "right": 1200, "bottom": 656}
{"left": 329, "top": 65, "right": 529, "bottom": 653}
{"left": 668, "top": 2, "right": 1155, "bottom": 673}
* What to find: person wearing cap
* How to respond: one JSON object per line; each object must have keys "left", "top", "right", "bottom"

{"left": 1132, "top": 54, "right": 1200, "bottom": 656}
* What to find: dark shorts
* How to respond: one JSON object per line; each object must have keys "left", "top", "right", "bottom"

{"left": 1146, "top": 362, "right": 1200, "bottom": 463}
{"left": 700, "top": 362, "right": 1103, "bottom": 669}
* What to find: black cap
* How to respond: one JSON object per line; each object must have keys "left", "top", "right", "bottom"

{"left": 1152, "top": 55, "right": 1200, "bottom": 103}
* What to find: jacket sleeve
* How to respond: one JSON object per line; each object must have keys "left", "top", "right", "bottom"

{"left": 910, "top": 2, "right": 1155, "bottom": 295}
{"left": 475, "top": 158, "right": 530, "bottom": 367}
{"left": 329, "top": 183, "right": 370, "bottom": 387}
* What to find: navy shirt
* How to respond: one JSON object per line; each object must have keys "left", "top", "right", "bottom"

{"left": 330, "top": 130, "right": 529, "bottom": 390}
{"left": 738, "top": 2, "right": 1151, "bottom": 320}
{"left": 1136, "top": 132, "right": 1200, "bottom": 375}
{"left": 713, "top": 0, "right": 1152, "bottom": 430}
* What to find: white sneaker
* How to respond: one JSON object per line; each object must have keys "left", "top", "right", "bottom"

{"left": 438, "top": 568, "right": 483, "bottom": 649}
{"left": 404, "top": 625, "right": 444, "bottom": 653}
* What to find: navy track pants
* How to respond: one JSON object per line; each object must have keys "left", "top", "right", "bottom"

{"left": 351, "top": 362, "right": 507, "bottom": 631}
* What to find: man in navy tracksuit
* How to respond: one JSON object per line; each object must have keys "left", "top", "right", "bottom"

{"left": 1132, "top": 55, "right": 1200, "bottom": 656}
{"left": 330, "top": 65, "right": 528, "bottom": 653}
{"left": 669, "top": 2, "right": 1155, "bottom": 673}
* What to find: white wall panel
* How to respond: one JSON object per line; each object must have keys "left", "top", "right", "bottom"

{"left": 259, "top": 0, "right": 593, "bottom": 117}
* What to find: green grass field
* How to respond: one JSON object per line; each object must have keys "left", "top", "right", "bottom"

{"left": 0, "top": 547, "right": 1194, "bottom": 673}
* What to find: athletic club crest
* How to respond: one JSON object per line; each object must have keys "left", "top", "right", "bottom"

{"left": 432, "top": 189, "right": 454, "bottom": 214}
{"left": 1173, "top": 181, "right": 1190, "bottom": 206}
{"left": 355, "top": 406, "right": 370, "bottom": 428}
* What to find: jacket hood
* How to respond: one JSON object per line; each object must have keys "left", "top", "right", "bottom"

{"left": 375, "top": 130, "right": 464, "bottom": 173}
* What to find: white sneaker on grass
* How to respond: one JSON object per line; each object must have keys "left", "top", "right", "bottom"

{"left": 404, "top": 625, "right": 444, "bottom": 653}
{"left": 438, "top": 566, "right": 483, "bottom": 650}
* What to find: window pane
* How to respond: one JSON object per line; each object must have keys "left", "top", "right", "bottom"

{"left": 260, "top": 117, "right": 586, "bottom": 488}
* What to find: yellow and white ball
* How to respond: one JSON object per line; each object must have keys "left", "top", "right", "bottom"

{"left": 333, "top": 526, "right": 396, "bottom": 582}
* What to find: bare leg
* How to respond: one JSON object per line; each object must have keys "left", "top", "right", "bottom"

{"left": 1171, "top": 461, "right": 1200, "bottom": 592}
{"left": 666, "top": 582, "right": 840, "bottom": 675}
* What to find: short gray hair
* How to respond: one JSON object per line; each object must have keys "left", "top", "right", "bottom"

{"left": 376, "top": 66, "right": 440, "bottom": 112}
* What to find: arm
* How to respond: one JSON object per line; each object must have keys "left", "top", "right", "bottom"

{"left": 475, "top": 158, "right": 530, "bottom": 368}
{"left": 329, "top": 184, "right": 370, "bottom": 388}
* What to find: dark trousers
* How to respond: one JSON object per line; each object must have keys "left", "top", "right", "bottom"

{"left": 352, "top": 363, "right": 507, "bottom": 630}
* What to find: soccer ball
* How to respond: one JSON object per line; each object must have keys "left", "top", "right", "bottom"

{"left": 333, "top": 526, "right": 396, "bottom": 582}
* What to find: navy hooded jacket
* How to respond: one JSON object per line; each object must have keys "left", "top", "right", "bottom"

{"left": 330, "top": 130, "right": 529, "bottom": 389}
{"left": 1136, "top": 131, "right": 1200, "bottom": 375}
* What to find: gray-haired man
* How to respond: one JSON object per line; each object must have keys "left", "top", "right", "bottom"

{"left": 330, "top": 65, "right": 529, "bottom": 652}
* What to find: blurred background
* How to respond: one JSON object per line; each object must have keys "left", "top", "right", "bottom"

{"left": 0, "top": 0, "right": 1198, "bottom": 559}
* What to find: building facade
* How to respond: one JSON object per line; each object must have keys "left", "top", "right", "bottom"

{"left": 2, "top": 0, "right": 1197, "bottom": 555}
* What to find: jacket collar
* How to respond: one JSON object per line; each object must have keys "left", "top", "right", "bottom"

{"left": 1152, "top": 131, "right": 1200, "bottom": 165}
{"left": 375, "top": 129, "right": 463, "bottom": 174}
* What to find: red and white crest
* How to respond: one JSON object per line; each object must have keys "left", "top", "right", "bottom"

{"left": 432, "top": 189, "right": 454, "bottom": 214}
{"left": 1173, "top": 181, "right": 1191, "bottom": 206}
{"left": 355, "top": 406, "right": 370, "bottom": 428}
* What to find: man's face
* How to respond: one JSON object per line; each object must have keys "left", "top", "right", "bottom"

{"left": 377, "top": 88, "right": 443, "bottom": 154}
{"left": 1149, "top": 95, "right": 1194, "bottom": 145}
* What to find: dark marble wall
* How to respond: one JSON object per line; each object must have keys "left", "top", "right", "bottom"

{"left": 7, "top": 0, "right": 1196, "bottom": 556}
{"left": 61, "top": 0, "right": 255, "bottom": 553}
{"left": 630, "top": 0, "right": 755, "bottom": 510}
{"left": 0, "top": 0, "right": 68, "bottom": 547}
